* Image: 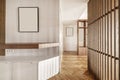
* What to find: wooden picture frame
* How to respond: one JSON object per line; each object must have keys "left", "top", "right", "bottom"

{"left": 18, "top": 7, "right": 39, "bottom": 32}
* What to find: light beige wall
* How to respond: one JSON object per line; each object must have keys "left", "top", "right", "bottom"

{"left": 6, "top": 0, "right": 59, "bottom": 43}
{"left": 5, "top": 0, "right": 60, "bottom": 56}
{"left": 61, "top": 0, "right": 88, "bottom": 22}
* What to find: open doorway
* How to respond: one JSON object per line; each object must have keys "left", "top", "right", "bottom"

{"left": 50, "top": 20, "right": 94, "bottom": 79}
{"left": 49, "top": 0, "right": 94, "bottom": 79}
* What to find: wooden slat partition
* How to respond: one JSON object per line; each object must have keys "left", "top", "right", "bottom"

{"left": 88, "top": 0, "right": 119, "bottom": 80}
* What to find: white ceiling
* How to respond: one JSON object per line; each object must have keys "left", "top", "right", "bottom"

{"left": 61, "top": 0, "right": 88, "bottom": 22}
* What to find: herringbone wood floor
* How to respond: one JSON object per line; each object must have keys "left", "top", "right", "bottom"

{"left": 49, "top": 52, "right": 94, "bottom": 80}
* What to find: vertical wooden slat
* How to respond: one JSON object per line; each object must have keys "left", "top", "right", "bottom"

{"left": 118, "top": 0, "right": 120, "bottom": 79}
{"left": 114, "top": 0, "right": 116, "bottom": 80}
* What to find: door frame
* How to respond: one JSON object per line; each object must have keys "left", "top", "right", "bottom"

{"left": 77, "top": 20, "right": 88, "bottom": 55}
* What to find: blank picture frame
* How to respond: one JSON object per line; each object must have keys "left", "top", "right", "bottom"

{"left": 66, "top": 27, "right": 73, "bottom": 37}
{"left": 18, "top": 7, "right": 39, "bottom": 32}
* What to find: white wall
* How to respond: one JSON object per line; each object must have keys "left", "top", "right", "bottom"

{"left": 5, "top": 0, "right": 60, "bottom": 57}
{"left": 6, "top": 0, "right": 59, "bottom": 43}
{"left": 79, "top": 6, "right": 88, "bottom": 19}
{"left": 63, "top": 21, "right": 77, "bottom": 51}
{"left": 61, "top": 0, "right": 88, "bottom": 22}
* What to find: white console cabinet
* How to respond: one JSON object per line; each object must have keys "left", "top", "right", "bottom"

{"left": 0, "top": 56, "right": 59, "bottom": 80}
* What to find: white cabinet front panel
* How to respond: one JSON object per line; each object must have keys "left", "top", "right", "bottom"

{"left": 13, "top": 62, "right": 38, "bottom": 80}
{"left": 0, "top": 63, "right": 12, "bottom": 80}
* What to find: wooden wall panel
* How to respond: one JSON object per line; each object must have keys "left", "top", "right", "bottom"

{"left": 88, "top": 0, "right": 119, "bottom": 80}
{"left": 0, "top": 0, "right": 5, "bottom": 56}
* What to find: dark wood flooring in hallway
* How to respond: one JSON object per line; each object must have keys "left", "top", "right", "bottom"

{"left": 49, "top": 52, "right": 94, "bottom": 80}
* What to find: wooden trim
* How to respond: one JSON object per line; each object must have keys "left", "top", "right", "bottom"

{"left": 4, "top": 44, "right": 38, "bottom": 49}
{"left": 0, "top": 0, "right": 5, "bottom": 56}
{"left": 77, "top": 19, "right": 88, "bottom": 22}
{"left": 88, "top": 47, "right": 120, "bottom": 60}
{"left": 0, "top": 43, "right": 59, "bottom": 49}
